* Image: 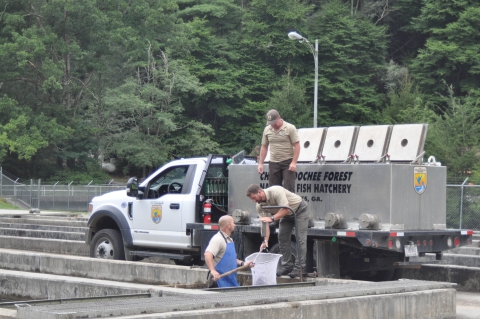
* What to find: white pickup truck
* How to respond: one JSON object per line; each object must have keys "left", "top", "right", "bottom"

{"left": 86, "top": 155, "right": 226, "bottom": 265}
{"left": 86, "top": 125, "right": 474, "bottom": 281}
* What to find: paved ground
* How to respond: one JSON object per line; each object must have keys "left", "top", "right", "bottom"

{"left": 456, "top": 291, "right": 480, "bottom": 319}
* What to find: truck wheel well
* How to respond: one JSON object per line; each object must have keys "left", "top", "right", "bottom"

{"left": 92, "top": 216, "right": 120, "bottom": 237}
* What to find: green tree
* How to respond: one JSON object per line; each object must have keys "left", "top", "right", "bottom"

{"left": 381, "top": 61, "right": 435, "bottom": 125}
{"left": 409, "top": 1, "right": 480, "bottom": 101}
{"left": 101, "top": 47, "right": 219, "bottom": 176}
{"left": 427, "top": 84, "right": 480, "bottom": 182}
{"left": 176, "top": 0, "right": 278, "bottom": 153}
{"left": 0, "top": 0, "right": 116, "bottom": 176}
{"left": 0, "top": 95, "right": 73, "bottom": 176}
{"left": 266, "top": 69, "right": 310, "bottom": 128}
{"left": 306, "top": 0, "right": 388, "bottom": 125}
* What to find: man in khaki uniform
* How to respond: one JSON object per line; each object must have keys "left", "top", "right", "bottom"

{"left": 257, "top": 109, "right": 300, "bottom": 192}
{"left": 246, "top": 184, "right": 308, "bottom": 278}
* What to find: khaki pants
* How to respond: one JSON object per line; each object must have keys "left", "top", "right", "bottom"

{"left": 278, "top": 200, "right": 308, "bottom": 271}
{"left": 269, "top": 159, "right": 295, "bottom": 192}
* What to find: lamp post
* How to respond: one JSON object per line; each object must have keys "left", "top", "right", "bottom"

{"left": 288, "top": 31, "right": 318, "bottom": 128}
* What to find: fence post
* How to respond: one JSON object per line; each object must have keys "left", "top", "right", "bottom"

{"left": 30, "top": 179, "right": 33, "bottom": 208}
{"left": 459, "top": 177, "right": 468, "bottom": 229}
{"left": 67, "top": 181, "right": 73, "bottom": 212}
{"left": 14, "top": 178, "right": 18, "bottom": 207}
{"left": 53, "top": 182, "right": 58, "bottom": 211}
{"left": 87, "top": 180, "right": 93, "bottom": 213}
{"left": 38, "top": 179, "right": 41, "bottom": 210}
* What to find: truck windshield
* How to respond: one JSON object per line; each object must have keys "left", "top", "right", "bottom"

{"left": 147, "top": 165, "right": 189, "bottom": 198}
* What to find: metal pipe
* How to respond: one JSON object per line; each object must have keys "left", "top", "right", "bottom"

{"left": 87, "top": 180, "right": 93, "bottom": 212}
{"left": 288, "top": 32, "right": 318, "bottom": 128}
{"left": 68, "top": 181, "right": 73, "bottom": 212}
{"left": 314, "top": 39, "right": 318, "bottom": 128}
{"left": 37, "top": 179, "right": 41, "bottom": 210}
{"left": 459, "top": 177, "right": 468, "bottom": 228}
{"left": 53, "top": 182, "right": 58, "bottom": 211}
{"left": 30, "top": 179, "right": 33, "bottom": 208}
{"left": 14, "top": 178, "right": 18, "bottom": 208}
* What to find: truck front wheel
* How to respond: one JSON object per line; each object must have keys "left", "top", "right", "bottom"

{"left": 90, "top": 229, "right": 125, "bottom": 260}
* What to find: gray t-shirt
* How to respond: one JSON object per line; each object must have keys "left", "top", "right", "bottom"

{"left": 256, "top": 186, "right": 302, "bottom": 217}
{"left": 261, "top": 121, "right": 299, "bottom": 163}
{"left": 205, "top": 231, "right": 233, "bottom": 266}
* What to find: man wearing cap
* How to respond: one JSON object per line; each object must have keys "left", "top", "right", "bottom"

{"left": 257, "top": 109, "right": 300, "bottom": 192}
{"left": 246, "top": 184, "right": 308, "bottom": 278}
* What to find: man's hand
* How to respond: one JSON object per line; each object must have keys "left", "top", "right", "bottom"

{"left": 259, "top": 216, "right": 272, "bottom": 223}
{"left": 260, "top": 240, "right": 268, "bottom": 251}
{"left": 211, "top": 270, "right": 220, "bottom": 281}
{"left": 288, "top": 162, "right": 297, "bottom": 172}
{"left": 257, "top": 164, "right": 264, "bottom": 174}
{"left": 245, "top": 261, "right": 255, "bottom": 268}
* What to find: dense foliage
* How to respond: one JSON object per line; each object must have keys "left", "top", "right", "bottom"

{"left": 0, "top": 0, "right": 479, "bottom": 183}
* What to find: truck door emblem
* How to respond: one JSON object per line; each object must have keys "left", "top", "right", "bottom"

{"left": 414, "top": 167, "right": 427, "bottom": 194}
{"left": 151, "top": 205, "right": 162, "bottom": 224}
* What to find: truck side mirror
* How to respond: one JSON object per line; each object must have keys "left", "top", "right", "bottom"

{"left": 126, "top": 177, "right": 138, "bottom": 197}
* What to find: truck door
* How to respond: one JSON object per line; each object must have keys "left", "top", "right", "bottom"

{"left": 132, "top": 164, "right": 196, "bottom": 249}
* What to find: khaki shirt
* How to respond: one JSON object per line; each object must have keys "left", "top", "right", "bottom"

{"left": 261, "top": 121, "right": 299, "bottom": 163}
{"left": 205, "top": 231, "right": 233, "bottom": 266}
{"left": 256, "top": 186, "right": 302, "bottom": 217}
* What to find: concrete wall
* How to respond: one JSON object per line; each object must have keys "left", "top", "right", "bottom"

{"left": 404, "top": 264, "right": 480, "bottom": 292}
{"left": 0, "top": 249, "right": 208, "bottom": 286}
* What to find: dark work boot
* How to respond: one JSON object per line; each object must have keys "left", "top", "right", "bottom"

{"left": 288, "top": 269, "right": 306, "bottom": 279}
{"left": 276, "top": 268, "right": 293, "bottom": 277}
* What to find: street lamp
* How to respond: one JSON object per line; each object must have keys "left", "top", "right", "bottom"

{"left": 288, "top": 31, "right": 318, "bottom": 128}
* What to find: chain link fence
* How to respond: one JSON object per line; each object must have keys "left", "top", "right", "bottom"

{"left": 446, "top": 182, "right": 480, "bottom": 230}
{"left": 1, "top": 168, "right": 480, "bottom": 229}
{"left": 0, "top": 168, "right": 124, "bottom": 212}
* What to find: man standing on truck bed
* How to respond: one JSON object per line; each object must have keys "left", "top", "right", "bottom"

{"left": 204, "top": 215, "right": 254, "bottom": 287}
{"left": 246, "top": 184, "right": 308, "bottom": 278}
{"left": 257, "top": 109, "right": 300, "bottom": 192}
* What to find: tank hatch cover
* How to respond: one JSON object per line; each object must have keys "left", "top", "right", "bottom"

{"left": 387, "top": 124, "right": 428, "bottom": 162}
{"left": 353, "top": 125, "right": 392, "bottom": 162}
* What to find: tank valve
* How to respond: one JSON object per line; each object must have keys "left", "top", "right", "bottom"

{"left": 359, "top": 213, "right": 378, "bottom": 229}
{"left": 232, "top": 209, "right": 251, "bottom": 224}
{"left": 325, "top": 213, "right": 343, "bottom": 228}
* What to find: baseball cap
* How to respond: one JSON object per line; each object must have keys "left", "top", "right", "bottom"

{"left": 266, "top": 109, "right": 280, "bottom": 125}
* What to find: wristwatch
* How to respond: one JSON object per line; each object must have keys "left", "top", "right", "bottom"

{"left": 270, "top": 216, "right": 275, "bottom": 222}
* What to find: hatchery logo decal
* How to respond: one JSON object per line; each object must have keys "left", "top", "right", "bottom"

{"left": 151, "top": 205, "right": 162, "bottom": 224}
{"left": 414, "top": 167, "right": 427, "bottom": 195}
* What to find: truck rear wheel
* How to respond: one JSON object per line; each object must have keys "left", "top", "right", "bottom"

{"left": 90, "top": 229, "right": 125, "bottom": 260}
